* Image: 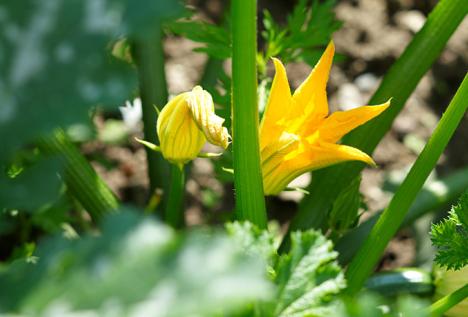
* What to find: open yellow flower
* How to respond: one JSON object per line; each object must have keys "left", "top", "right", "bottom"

{"left": 260, "top": 42, "right": 390, "bottom": 195}
{"left": 157, "top": 86, "right": 230, "bottom": 166}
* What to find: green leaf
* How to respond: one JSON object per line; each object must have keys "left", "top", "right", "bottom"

{"left": 0, "top": 0, "right": 137, "bottom": 163}
{"left": 168, "top": 19, "right": 231, "bottom": 59}
{"left": 453, "top": 191, "right": 468, "bottom": 228}
{"left": 273, "top": 230, "right": 346, "bottom": 316}
{"left": 0, "top": 0, "right": 184, "bottom": 164}
{"left": 0, "top": 209, "right": 273, "bottom": 316}
{"left": 0, "top": 157, "right": 62, "bottom": 210}
{"left": 431, "top": 190, "right": 468, "bottom": 270}
{"left": 226, "top": 221, "right": 279, "bottom": 273}
{"left": 261, "top": 0, "right": 341, "bottom": 67}
{"left": 328, "top": 177, "right": 362, "bottom": 237}
{"left": 123, "top": 0, "right": 184, "bottom": 38}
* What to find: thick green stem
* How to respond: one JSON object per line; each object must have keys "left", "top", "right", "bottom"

{"left": 345, "top": 74, "right": 468, "bottom": 294}
{"left": 286, "top": 0, "right": 468, "bottom": 237}
{"left": 231, "top": 0, "right": 267, "bottom": 228}
{"left": 133, "top": 28, "right": 170, "bottom": 201}
{"left": 165, "top": 164, "right": 185, "bottom": 228}
{"left": 336, "top": 166, "right": 468, "bottom": 265}
{"left": 38, "top": 129, "right": 119, "bottom": 222}
{"left": 430, "top": 284, "right": 468, "bottom": 317}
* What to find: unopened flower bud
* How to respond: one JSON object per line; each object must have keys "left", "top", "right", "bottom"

{"left": 157, "top": 86, "right": 230, "bottom": 166}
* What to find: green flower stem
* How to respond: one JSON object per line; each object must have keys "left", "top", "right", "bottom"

{"left": 336, "top": 166, "right": 468, "bottom": 265}
{"left": 38, "top": 129, "right": 119, "bottom": 222}
{"left": 200, "top": 57, "right": 224, "bottom": 88}
{"left": 430, "top": 283, "right": 468, "bottom": 317}
{"left": 231, "top": 0, "right": 267, "bottom": 228}
{"left": 345, "top": 73, "right": 468, "bottom": 294}
{"left": 133, "top": 28, "right": 170, "bottom": 202}
{"left": 286, "top": 0, "right": 468, "bottom": 237}
{"left": 165, "top": 164, "right": 185, "bottom": 228}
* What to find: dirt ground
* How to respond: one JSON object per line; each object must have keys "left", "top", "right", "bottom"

{"left": 90, "top": 0, "right": 468, "bottom": 270}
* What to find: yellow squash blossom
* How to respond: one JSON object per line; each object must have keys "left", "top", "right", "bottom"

{"left": 157, "top": 86, "right": 230, "bottom": 166}
{"left": 260, "top": 42, "right": 390, "bottom": 195}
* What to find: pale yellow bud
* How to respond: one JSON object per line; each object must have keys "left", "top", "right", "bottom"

{"left": 157, "top": 86, "right": 230, "bottom": 165}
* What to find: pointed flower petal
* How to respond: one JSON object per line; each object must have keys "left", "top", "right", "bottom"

{"left": 260, "top": 58, "right": 292, "bottom": 149}
{"left": 263, "top": 142, "right": 375, "bottom": 195}
{"left": 291, "top": 41, "right": 335, "bottom": 120}
{"left": 188, "top": 86, "right": 230, "bottom": 149}
{"left": 312, "top": 100, "right": 391, "bottom": 143}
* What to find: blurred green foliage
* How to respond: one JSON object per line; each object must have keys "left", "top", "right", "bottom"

{"left": 0, "top": 155, "right": 62, "bottom": 211}
{"left": 0, "top": 0, "right": 184, "bottom": 211}
{"left": 337, "top": 293, "right": 429, "bottom": 317}
{"left": 0, "top": 210, "right": 272, "bottom": 316}
{"left": 0, "top": 0, "right": 133, "bottom": 164}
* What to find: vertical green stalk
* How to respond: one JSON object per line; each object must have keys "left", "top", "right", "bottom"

{"left": 133, "top": 28, "right": 170, "bottom": 201}
{"left": 345, "top": 74, "right": 468, "bottom": 294}
{"left": 38, "top": 129, "right": 119, "bottom": 222}
{"left": 430, "top": 284, "right": 468, "bottom": 317}
{"left": 231, "top": 0, "right": 267, "bottom": 228}
{"left": 287, "top": 0, "right": 468, "bottom": 236}
{"left": 165, "top": 164, "right": 185, "bottom": 228}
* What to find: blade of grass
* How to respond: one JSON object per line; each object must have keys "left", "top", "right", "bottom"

{"left": 286, "top": 0, "right": 468, "bottom": 239}
{"left": 336, "top": 166, "right": 468, "bottom": 265}
{"left": 38, "top": 129, "right": 119, "bottom": 222}
{"left": 430, "top": 283, "right": 468, "bottom": 317}
{"left": 132, "top": 28, "right": 170, "bottom": 203}
{"left": 231, "top": 0, "right": 267, "bottom": 228}
{"left": 345, "top": 73, "right": 468, "bottom": 294}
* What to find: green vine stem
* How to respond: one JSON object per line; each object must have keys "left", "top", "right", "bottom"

{"left": 345, "top": 73, "right": 468, "bottom": 294}
{"left": 132, "top": 28, "right": 170, "bottom": 202}
{"left": 38, "top": 129, "right": 119, "bottom": 222}
{"left": 231, "top": 0, "right": 267, "bottom": 228}
{"left": 336, "top": 166, "right": 468, "bottom": 264}
{"left": 430, "top": 284, "right": 468, "bottom": 317}
{"left": 286, "top": 0, "right": 468, "bottom": 237}
{"left": 164, "top": 164, "right": 186, "bottom": 228}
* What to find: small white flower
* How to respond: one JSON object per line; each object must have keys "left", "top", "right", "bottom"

{"left": 119, "top": 98, "right": 142, "bottom": 132}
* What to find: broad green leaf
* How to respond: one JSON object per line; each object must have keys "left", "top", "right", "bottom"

{"left": 226, "top": 221, "right": 279, "bottom": 272}
{"left": 0, "top": 210, "right": 273, "bottom": 316}
{"left": 273, "top": 230, "right": 346, "bottom": 317}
